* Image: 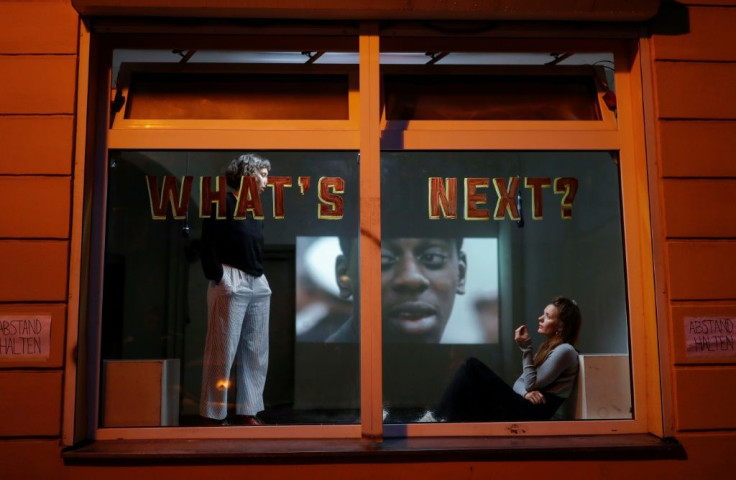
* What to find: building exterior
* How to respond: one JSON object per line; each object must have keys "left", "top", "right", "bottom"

{"left": 1, "top": 0, "right": 735, "bottom": 478}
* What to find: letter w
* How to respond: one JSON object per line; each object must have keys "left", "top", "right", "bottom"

{"left": 146, "top": 176, "right": 193, "bottom": 220}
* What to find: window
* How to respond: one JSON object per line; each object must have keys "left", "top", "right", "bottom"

{"left": 379, "top": 151, "right": 630, "bottom": 425}
{"left": 101, "top": 150, "right": 360, "bottom": 428}
{"left": 76, "top": 25, "right": 658, "bottom": 441}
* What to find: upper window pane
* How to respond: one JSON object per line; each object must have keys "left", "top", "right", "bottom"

{"left": 124, "top": 70, "right": 351, "bottom": 120}
{"left": 384, "top": 69, "right": 602, "bottom": 121}
{"left": 110, "top": 48, "right": 359, "bottom": 126}
{"left": 380, "top": 50, "right": 616, "bottom": 127}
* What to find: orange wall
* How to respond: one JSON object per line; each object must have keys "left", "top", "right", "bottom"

{"left": 1, "top": 0, "right": 736, "bottom": 478}
{"left": 649, "top": 0, "right": 736, "bottom": 438}
{"left": 0, "top": 0, "right": 78, "bottom": 475}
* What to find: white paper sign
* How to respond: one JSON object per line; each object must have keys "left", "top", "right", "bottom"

{"left": 0, "top": 315, "right": 51, "bottom": 360}
{"left": 684, "top": 316, "right": 735, "bottom": 357}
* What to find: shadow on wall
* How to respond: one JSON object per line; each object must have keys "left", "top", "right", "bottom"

{"left": 650, "top": 1, "right": 690, "bottom": 36}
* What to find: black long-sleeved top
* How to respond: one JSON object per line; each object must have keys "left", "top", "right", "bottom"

{"left": 200, "top": 191, "right": 264, "bottom": 282}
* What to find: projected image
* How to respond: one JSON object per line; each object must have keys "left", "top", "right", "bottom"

{"left": 295, "top": 236, "right": 499, "bottom": 344}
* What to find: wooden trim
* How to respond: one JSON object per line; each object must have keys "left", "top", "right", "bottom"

{"left": 61, "top": 434, "right": 685, "bottom": 465}
{"left": 81, "top": 27, "right": 663, "bottom": 441}
{"left": 88, "top": 31, "right": 360, "bottom": 49}
{"left": 380, "top": 64, "right": 617, "bottom": 131}
{"left": 654, "top": 62, "right": 736, "bottom": 120}
{"left": 675, "top": 367, "right": 736, "bottom": 430}
{"left": 0, "top": 1, "right": 79, "bottom": 54}
{"left": 112, "top": 63, "right": 360, "bottom": 129}
{"left": 95, "top": 425, "right": 361, "bottom": 441}
{"left": 90, "top": 20, "right": 641, "bottom": 40}
{"left": 667, "top": 241, "right": 736, "bottom": 300}
{"left": 0, "top": 117, "right": 75, "bottom": 175}
{"left": 615, "top": 41, "right": 662, "bottom": 436}
{"left": 0, "top": 56, "right": 77, "bottom": 115}
{"left": 658, "top": 120, "right": 736, "bottom": 178}
{"left": 662, "top": 179, "right": 736, "bottom": 238}
{"left": 381, "top": 130, "right": 620, "bottom": 151}
{"left": 64, "top": 18, "right": 91, "bottom": 447}
{"left": 651, "top": 5, "right": 736, "bottom": 62}
{"left": 359, "top": 23, "right": 383, "bottom": 442}
{"left": 0, "top": 240, "right": 69, "bottom": 302}
{"left": 107, "top": 129, "right": 360, "bottom": 150}
{"left": 0, "top": 176, "right": 71, "bottom": 238}
{"left": 393, "top": 419, "right": 644, "bottom": 438}
{"left": 83, "top": 29, "right": 116, "bottom": 444}
{"left": 639, "top": 35, "right": 676, "bottom": 438}
{"left": 0, "top": 371, "right": 63, "bottom": 437}
{"left": 71, "top": 0, "right": 662, "bottom": 22}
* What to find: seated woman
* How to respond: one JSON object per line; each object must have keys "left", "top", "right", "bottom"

{"left": 424, "top": 296, "right": 582, "bottom": 422}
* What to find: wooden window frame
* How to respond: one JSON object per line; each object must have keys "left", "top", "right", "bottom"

{"left": 110, "top": 62, "right": 361, "bottom": 148}
{"left": 64, "top": 22, "right": 663, "bottom": 445}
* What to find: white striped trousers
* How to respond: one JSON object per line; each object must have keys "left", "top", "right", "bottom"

{"left": 200, "top": 265, "right": 271, "bottom": 419}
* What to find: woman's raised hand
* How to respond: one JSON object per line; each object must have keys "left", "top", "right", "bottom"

{"left": 514, "top": 324, "right": 530, "bottom": 344}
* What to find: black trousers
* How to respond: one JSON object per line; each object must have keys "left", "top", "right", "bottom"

{"left": 435, "top": 357, "right": 564, "bottom": 422}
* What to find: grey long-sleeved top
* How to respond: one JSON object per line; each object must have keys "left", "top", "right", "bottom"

{"left": 512, "top": 342, "right": 579, "bottom": 399}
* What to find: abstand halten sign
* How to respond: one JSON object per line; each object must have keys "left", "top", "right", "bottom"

{"left": 685, "top": 317, "right": 736, "bottom": 358}
{"left": 0, "top": 315, "right": 51, "bottom": 360}
{"left": 145, "top": 175, "right": 579, "bottom": 221}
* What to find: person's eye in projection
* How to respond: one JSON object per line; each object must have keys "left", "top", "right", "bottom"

{"left": 380, "top": 238, "right": 466, "bottom": 344}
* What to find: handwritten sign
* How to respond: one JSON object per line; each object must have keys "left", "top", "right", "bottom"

{"left": 0, "top": 315, "right": 51, "bottom": 360}
{"left": 685, "top": 317, "right": 736, "bottom": 357}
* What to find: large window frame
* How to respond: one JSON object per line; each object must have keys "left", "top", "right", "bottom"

{"left": 65, "top": 21, "right": 662, "bottom": 444}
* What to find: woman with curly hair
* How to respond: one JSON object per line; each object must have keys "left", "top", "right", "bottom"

{"left": 199, "top": 153, "right": 272, "bottom": 426}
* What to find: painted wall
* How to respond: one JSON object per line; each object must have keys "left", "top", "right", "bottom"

{"left": 1, "top": 0, "right": 736, "bottom": 478}
{"left": 647, "top": 0, "right": 736, "bottom": 452}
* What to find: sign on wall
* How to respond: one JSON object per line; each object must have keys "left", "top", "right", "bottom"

{"left": 0, "top": 315, "right": 51, "bottom": 360}
{"left": 684, "top": 317, "right": 735, "bottom": 358}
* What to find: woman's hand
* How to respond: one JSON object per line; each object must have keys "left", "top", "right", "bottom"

{"left": 514, "top": 325, "right": 530, "bottom": 345}
{"left": 524, "top": 391, "right": 546, "bottom": 405}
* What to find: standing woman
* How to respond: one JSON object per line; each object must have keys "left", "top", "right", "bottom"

{"left": 429, "top": 296, "right": 581, "bottom": 422}
{"left": 199, "top": 153, "right": 272, "bottom": 426}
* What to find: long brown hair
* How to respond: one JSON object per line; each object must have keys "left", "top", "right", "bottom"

{"left": 534, "top": 296, "right": 582, "bottom": 366}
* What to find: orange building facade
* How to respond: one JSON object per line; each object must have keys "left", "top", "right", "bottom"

{"left": 1, "top": 0, "right": 735, "bottom": 478}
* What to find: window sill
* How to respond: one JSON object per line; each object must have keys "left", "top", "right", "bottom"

{"left": 62, "top": 434, "right": 685, "bottom": 465}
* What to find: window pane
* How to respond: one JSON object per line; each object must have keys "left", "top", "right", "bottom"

{"left": 125, "top": 71, "right": 351, "bottom": 120}
{"left": 384, "top": 72, "right": 602, "bottom": 121}
{"left": 380, "top": 151, "right": 632, "bottom": 423}
{"left": 100, "top": 151, "right": 360, "bottom": 427}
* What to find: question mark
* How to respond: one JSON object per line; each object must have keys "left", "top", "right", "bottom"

{"left": 554, "top": 177, "right": 578, "bottom": 219}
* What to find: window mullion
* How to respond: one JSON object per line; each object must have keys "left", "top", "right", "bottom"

{"left": 359, "top": 23, "right": 383, "bottom": 441}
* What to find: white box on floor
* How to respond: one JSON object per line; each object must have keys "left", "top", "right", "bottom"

{"left": 574, "top": 354, "right": 632, "bottom": 420}
{"left": 102, "top": 359, "right": 180, "bottom": 427}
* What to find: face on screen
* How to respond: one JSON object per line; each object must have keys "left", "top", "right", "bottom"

{"left": 381, "top": 238, "right": 466, "bottom": 343}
